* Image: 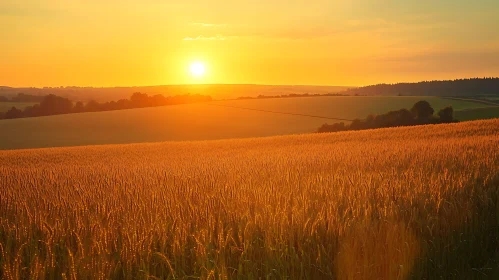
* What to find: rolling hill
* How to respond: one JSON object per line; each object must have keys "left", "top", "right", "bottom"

{"left": 0, "top": 96, "right": 494, "bottom": 150}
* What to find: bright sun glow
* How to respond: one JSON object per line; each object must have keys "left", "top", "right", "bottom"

{"left": 189, "top": 62, "right": 206, "bottom": 78}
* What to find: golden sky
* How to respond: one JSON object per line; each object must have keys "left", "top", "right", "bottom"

{"left": 1, "top": 0, "right": 499, "bottom": 87}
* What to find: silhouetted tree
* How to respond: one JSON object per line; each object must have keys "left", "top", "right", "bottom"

{"left": 349, "top": 119, "right": 364, "bottom": 130}
{"left": 151, "top": 94, "right": 167, "bottom": 106}
{"left": 74, "top": 102, "right": 85, "bottom": 113}
{"left": 343, "top": 78, "right": 499, "bottom": 97}
{"left": 318, "top": 100, "right": 458, "bottom": 133}
{"left": 5, "top": 107, "right": 23, "bottom": 119}
{"left": 23, "top": 104, "right": 42, "bottom": 117}
{"left": 1, "top": 92, "right": 212, "bottom": 120}
{"left": 85, "top": 100, "right": 101, "bottom": 112}
{"left": 411, "top": 101, "right": 434, "bottom": 121}
{"left": 438, "top": 106, "right": 454, "bottom": 123}
{"left": 374, "top": 108, "right": 414, "bottom": 127}
{"left": 102, "top": 101, "right": 118, "bottom": 111}
{"left": 117, "top": 99, "right": 131, "bottom": 109}
{"left": 38, "top": 94, "right": 73, "bottom": 115}
{"left": 0, "top": 96, "right": 8, "bottom": 102}
{"left": 318, "top": 122, "right": 346, "bottom": 133}
{"left": 23, "top": 105, "right": 35, "bottom": 117}
{"left": 130, "top": 92, "right": 150, "bottom": 107}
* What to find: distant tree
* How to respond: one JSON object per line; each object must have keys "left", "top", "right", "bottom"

{"left": 130, "top": 92, "right": 150, "bottom": 107}
{"left": 106, "top": 101, "right": 119, "bottom": 111}
{"left": 31, "top": 104, "right": 41, "bottom": 117}
{"left": 374, "top": 108, "right": 414, "bottom": 127}
{"left": 38, "top": 94, "right": 73, "bottom": 115}
{"left": 4, "top": 107, "right": 23, "bottom": 119}
{"left": 365, "top": 114, "right": 376, "bottom": 129}
{"left": 23, "top": 104, "right": 41, "bottom": 117}
{"left": 349, "top": 119, "right": 364, "bottom": 130}
{"left": 317, "top": 100, "right": 456, "bottom": 133}
{"left": 23, "top": 105, "right": 35, "bottom": 117}
{"left": 342, "top": 78, "right": 499, "bottom": 97}
{"left": 0, "top": 92, "right": 212, "bottom": 120}
{"left": 85, "top": 100, "right": 101, "bottom": 112}
{"left": 74, "top": 101, "right": 85, "bottom": 113}
{"left": 116, "top": 99, "right": 131, "bottom": 109}
{"left": 100, "top": 102, "right": 111, "bottom": 111}
{"left": 393, "top": 108, "right": 414, "bottom": 126}
{"left": 0, "top": 112, "right": 5, "bottom": 119}
{"left": 0, "top": 96, "right": 8, "bottom": 102}
{"left": 411, "top": 101, "right": 434, "bottom": 121}
{"left": 318, "top": 122, "right": 345, "bottom": 133}
{"left": 150, "top": 94, "right": 167, "bottom": 106}
{"left": 438, "top": 106, "right": 454, "bottom": 123}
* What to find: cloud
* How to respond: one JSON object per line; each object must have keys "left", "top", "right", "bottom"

{"left": 182, "top": 27, "right": 339, "bottom": 41}
{"left": 184, "top": 22, "right": 234, "bottom": 41}
{"left": 183, "top": 15, "right": 451, "bottom": 42}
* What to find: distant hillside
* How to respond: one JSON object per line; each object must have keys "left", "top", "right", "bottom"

{"left": 343, "top": 78, "right": 499, "bottom": 96}
{"left": 0, "top": 96, "right": 490, "bottom": 150}
{"left": 0, "top": 85, "right": 351, "bottom": 102}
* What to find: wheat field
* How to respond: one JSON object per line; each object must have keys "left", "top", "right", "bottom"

{"left": 1, "top": 119, "right": 499, "bottom": 279}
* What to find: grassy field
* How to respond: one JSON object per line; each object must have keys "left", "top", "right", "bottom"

{"left": 0, "top": 102, "right": 36, "bottom": 112}
{"left": 0, "top": 96, "right": 492, "bottom": 150}
{"left": 217, "top": 96, "right": 487, "bottom": 119}
{"left": 455, "top": 106, "right": 499, "bottom": 121}
{"left": 0, "top": 119, "right": 498, "bottom": 279}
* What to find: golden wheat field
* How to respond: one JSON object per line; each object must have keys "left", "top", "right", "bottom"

{"left": 1, "top": 119, "right": 499, "bottom": 279}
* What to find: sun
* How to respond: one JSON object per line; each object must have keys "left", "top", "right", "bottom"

{"left": 189, "top": 62, "right": 206, "bottom": 77}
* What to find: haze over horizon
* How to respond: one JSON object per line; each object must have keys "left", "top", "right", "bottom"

{"left": 2, "top": 79, "right": 497, "bottom": 90}
{"left": 2, "top": 0, "right": 499, "bottom": 87}
{"left": 1, "top": 83, "right": 353, "bottom": 89}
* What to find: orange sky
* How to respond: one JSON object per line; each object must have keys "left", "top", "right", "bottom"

{"left": 1, "top": 0, "right": 499, "bottom": 87}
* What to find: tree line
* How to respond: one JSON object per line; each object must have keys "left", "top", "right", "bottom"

{"left": 343, "top": 78, "right": 499, "bottom": 96}
{"left": 318, "top": 101, "right": 457, "bottom": 133}
{"left": 0, "top": 93, "right": 212, "bottom": 120}
{"left": 236, "top": 92, "right": 348, "bottom": 100}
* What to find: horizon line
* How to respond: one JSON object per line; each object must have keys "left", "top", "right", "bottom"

{"left": 1, "top": 77, "right": 498, "bottom": 90}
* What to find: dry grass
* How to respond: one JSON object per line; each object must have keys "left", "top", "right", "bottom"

{"left": 1, "top": 119, "right": 499, "bottom": 279}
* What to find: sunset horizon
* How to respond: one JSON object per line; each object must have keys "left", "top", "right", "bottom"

{"left": 2, "top": 1, "right": 499, "bottom": 279}
{"left": 2, "top": 76, "right": 499, "bottom": 89}
{"left": 2, "top": 1, "right": 499, "bottom": 88}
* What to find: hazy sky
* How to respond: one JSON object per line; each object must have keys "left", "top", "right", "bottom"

{"left": 1, "top": 0, "right": 499, "bottom": 87}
